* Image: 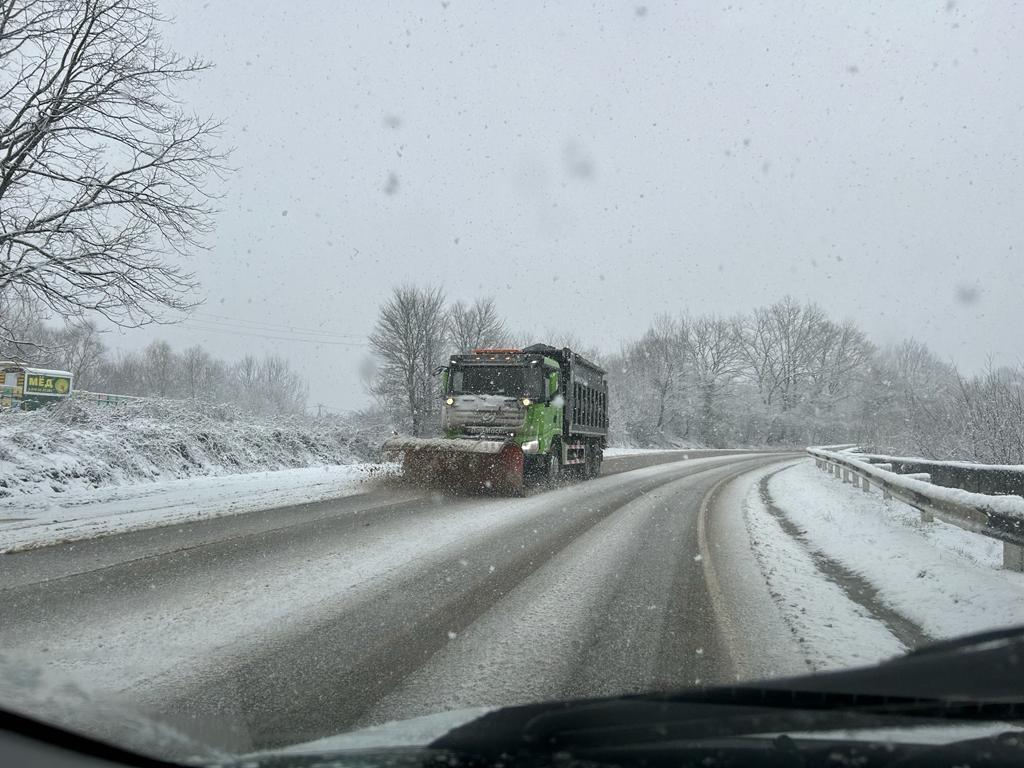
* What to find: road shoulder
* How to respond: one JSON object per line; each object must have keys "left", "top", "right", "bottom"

{"left": 702, "top": 458, "right": 812, "bottom": 680}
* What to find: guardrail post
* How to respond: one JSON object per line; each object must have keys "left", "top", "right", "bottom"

{"left": 810, "top": 445, "right": 1024, "bottom": 565}
{"left": 1004, "top": 543, "right": 1024, "bottom": 572}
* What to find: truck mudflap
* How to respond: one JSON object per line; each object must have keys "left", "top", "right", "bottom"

{"left": 381, "top": 437, "right": 525, "bottom": 495}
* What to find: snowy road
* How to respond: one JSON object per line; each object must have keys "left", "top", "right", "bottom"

{"left": 1, "top": 451, "right": 800, "bottom": 753}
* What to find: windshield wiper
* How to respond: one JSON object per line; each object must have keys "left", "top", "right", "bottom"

{"left": 433, "top": 625, "right": 1024, "bottom": 758}
{"left": 433, "top": 690, "right": 1024, "bottom": 758}
{"left": 901, "top": 624, "right": 1024, "bottom": 659}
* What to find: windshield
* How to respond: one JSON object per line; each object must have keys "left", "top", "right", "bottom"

{"left": 1, "top": 0, "right": 1023, "bottom": 765}
{"left": 449, "top": 366, "right": 543, "bottom": 398}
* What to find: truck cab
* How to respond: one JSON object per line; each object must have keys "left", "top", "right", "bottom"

{"left": 382, "top": 344, "right": 607, "bottom": 494}
{"left": 443, "top": 350, "right": 562, "bottom": 468}
{"left": 442, "top": 345, "right": 607, "bottom": 480}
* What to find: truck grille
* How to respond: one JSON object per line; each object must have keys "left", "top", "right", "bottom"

{"left": 444, "top": 394, "right": 526, "bottom": 432}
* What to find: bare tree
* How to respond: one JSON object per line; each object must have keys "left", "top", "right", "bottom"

{"left": 50, "top": 318, "right": 106, "bottom": 388}
{"left": 0, "top": 0, "right": 224, "bottom": 331}
{"left": 733, "top": 298, "right": 848, "bottom": 442}
{"left": 181, "top": 344, "right": 212, "bottom": 400}
{"left": 937, "top": 363, "right": 1024, "bottom": 464}
{"left": 805, "top": 320, "right": 873, "bottom": 402}
{"left": 686, "top": 315, "right": 744, "bottom": 445}
{"left": 604, "top": 316, "right": 688, "bottom": 445}
{"left": 96, "top": 348, "right": 144, "bottom": 394}
{"left": 257, "top": 353, "right": 307, "bottom": 414}
{"left": 447, "top": 297, "right": 508, "bottom": 354}
{"left": 232, "top": 355, "right": 259, "bottom": 389}
{"left": 369, "top": 285, "right": 448, "bottom": 436}
{"left": 734, "top": 298, "right": 823, "bottom": 413}
{"left": 142, "top": 339, "right": 176, "bottom": 397}
{"left": 0, "top": 290, "right": 47, "bottom": 359}
{"left": 641, "top": 314, "right": 689, "bottom": 435}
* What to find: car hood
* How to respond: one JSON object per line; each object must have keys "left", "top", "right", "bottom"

{"left": 244, "top": 624, "right": 1024, "bottom": 763}
{"left": 274, "top": 707, "right": 496, "bottom": 754}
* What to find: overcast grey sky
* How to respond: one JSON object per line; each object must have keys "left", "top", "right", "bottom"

{"left": 109, "top": 1, "right": 1023, "bottom": 411}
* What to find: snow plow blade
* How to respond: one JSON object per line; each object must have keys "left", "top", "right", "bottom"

{"left": 381, "top": 437, "right": 524, "bottom": 495}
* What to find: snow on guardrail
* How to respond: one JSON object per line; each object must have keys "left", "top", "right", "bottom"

{"left": 851, "top": 451, "right": 1024, "bottom": 497}
{"left": 807, "top": 446, "right": 1024, "bottom": 572}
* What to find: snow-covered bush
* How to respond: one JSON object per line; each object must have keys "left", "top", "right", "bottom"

{"left": 0, "top": 399, "right": 379, "bottom": 497}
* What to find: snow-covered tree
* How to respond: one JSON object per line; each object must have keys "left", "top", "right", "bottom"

{"left": 368, "top": 285, "right": 449, "bottom": 436}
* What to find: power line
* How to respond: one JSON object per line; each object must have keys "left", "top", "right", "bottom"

{"left": 187, "top": 311, "right": 366, "bottom": 340}
{"left": 180, "top": 321, "right": 367, "bottom": 347}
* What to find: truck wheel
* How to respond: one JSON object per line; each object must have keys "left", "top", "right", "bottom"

{"left": 590, "top": 449, "right": 603, "bottom": 479}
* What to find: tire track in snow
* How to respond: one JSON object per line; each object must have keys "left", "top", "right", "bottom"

{"left": 158, "top": 456, "right": 780, "bottom": 749}
{"left": 758, "top": 467, "right": 932, "bottom": 651}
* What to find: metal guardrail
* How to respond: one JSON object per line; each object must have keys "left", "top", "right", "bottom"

{"left": 72, "top": 390, "right": 139, "bottom": 405}
{"left": 852, "top": 453, "right": 1024, "bottom": 497}
{"left": 807, "top": 446, "right": 1024, "bottom": 572}
{"left": 1, "top": 386, "right": 139, "bottom": 409}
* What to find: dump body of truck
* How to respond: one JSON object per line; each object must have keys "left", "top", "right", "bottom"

{"left": 520, "top": 343, "right": 608, "bottom": 473}
{"left": 381, "top": 343, "right": 608, "bottom": 494}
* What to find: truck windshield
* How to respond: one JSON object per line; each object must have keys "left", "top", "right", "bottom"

{"left": 450, "top": 366, "right": 543, "bottom": 398}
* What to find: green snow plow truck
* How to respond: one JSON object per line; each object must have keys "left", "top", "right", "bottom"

{"left": 381, "top": 344, "right": 608, "bottom": 494}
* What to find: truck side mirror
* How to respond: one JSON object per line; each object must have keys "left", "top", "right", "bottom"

{"left": 548, "top": 373, "right": 558, "bottom": 399}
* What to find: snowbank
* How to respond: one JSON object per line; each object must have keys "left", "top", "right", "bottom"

{"left": 0, "top": 463, "right": 389, "bottom": 553}
{"left": 0, "top": 399, "right": 376, "bottom": 498}
{"left": 739, "top": 463, "right": 907, "bottom": 671}
{"left": 766, "top": 460, "right": 1024, "bottom": 640}
{"left": 604, "top": 447, "right": 694, "bottom": 457}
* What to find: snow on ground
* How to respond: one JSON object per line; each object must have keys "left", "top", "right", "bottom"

{"left": 2, "top": 457, "right": 738, "bottom": 706}
{"left": 0, "top": 398, "right": 398, "bottom": 552}
{"left": 0, "top": 398, "right": 374, "bottom": 498}
{"left": 737, "top": 463, "right": 907, "bottom": 672}
{"left": 0, "top": 463, "right": 391, "bottom": 553}
{"left": 0, "top": 409, "right": 714, "bottom": 553}
{"left": 604, "top": 447, "right": 693, "bottom": 457}
{"left": 765, "top": 459, "right": 1024, "bottom": 641}
{"left": 604, "top": 447, "right": 745, "bottom": 457}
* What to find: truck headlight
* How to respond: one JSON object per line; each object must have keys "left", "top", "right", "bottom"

{"left": 445, "top": 397, "right": 454, "bottom": 405}
{"left": 521, "top": 398, "right": 531, "bottom": 406}
{"left": 521, "top": 439, "right": 539, "bottom": 453}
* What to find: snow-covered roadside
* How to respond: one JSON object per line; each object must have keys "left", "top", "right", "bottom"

{"left": 765, "top": 460, "right": 1024, "bottom": 640}
{"left": 733, "top": 463, "right": 906, "bottom": 672}
{"left": 0, "top": 446, "right": 732, "bottom": 554}
{"left": 604, "top": 447, "right": 748, "bottom": 457}
{"left": 0, "top": 399, "right": 375, "bottom": 499}
{"left": 604, "top": 447, "right": 693, "bottom": 457}
{"left": 1, "top": 457, "right": 745, "bottom": 707}
{"left": 0, "top": 463, "right": 391, "bottom": 553}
